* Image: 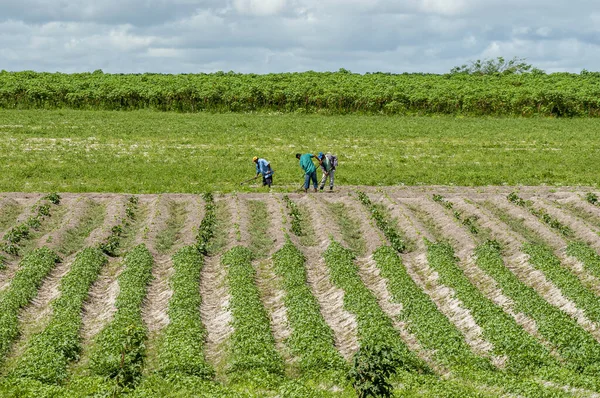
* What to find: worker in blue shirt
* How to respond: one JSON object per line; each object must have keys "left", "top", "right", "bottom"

{"left": 253, "top": 156, "right": 274, "bottom": 187}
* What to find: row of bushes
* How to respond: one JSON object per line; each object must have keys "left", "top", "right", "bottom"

{"left": 2, "top": 71, "right": 600, "bottom": 116}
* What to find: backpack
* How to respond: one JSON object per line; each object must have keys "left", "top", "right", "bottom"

{"left": 329, "top": 154, "right": 338, "bottom": 168}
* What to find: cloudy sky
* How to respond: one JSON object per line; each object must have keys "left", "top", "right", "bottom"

{"left": 0, "top": 0, "right": 598, "bottom": 74}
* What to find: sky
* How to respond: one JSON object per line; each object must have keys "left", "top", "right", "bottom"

{"left": 0, "top": 0, "right": 598, "bottom": 74}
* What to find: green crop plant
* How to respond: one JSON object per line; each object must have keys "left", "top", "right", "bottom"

{"left": 432, "top": 194, "right": 480, "bottom": 235}
{"left": 282, "top": 195, "right": 303, "bottom": 237}
{"left": 1, "top": 194, "right": 60, "bottom": 256}
{"left": 12, "top": 248, "right": 107, "bottom": 384}
{"left": 507, "top": 193, "right": 573, "bottom": 238}
{"left": 155, "top": 246, "right": 214, "bottom": 379}
{"left": 586, "top": 193, "right": 599, "bottom": 206}
{"left": 89, "top": 244, "right": 154, "bottom": 386}
{"left": 323, "top": 241, "right": 429, "bottom": 374}
{"left": 0, "top": 248, "right": 60, "bottom": 363}
{"left": 426, "top": 241, "right": 555, "bottom": 374}
{"left": 476, "top": 241, "right": 600, "bottom": 379}
{"left": 348, "top": 344, "right": 398, "bottom": 398}
{"left": 222, "top": 246, "right": 284, "bottom": 380}
{"left": 43, "top": 192, "right": 61, "bottom": 205}
{"left": 372, "top": 246, "right": 493, "bottom": 375}
{"left": 272, "top": 240, "right": 346, "bottom": 376}
{"left": 196, "top": 193, "right": 215, "bottom": 255}
{"left": 98, "top": 196, "right": 138, "bottom": 256}
{"left": 524, "top": 243, "right": 600, "bottom": 326}
{"left": 567, "top": 242, "right": 600, "bottom": 279}
{"left": 357, "top": 191, "right": 408, "bottom": 253}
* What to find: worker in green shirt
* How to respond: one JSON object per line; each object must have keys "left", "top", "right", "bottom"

{"left": 296, "top": 153, "right": 318, "bottom": 193}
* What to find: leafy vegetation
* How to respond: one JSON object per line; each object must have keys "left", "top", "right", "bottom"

{"left": 98, "top": 196, "right": 138, "bottom": 256}
{"left": 155, "top": 200, "right": 187, "bottom": 254}
{"left": 348, "top": 345, "right": 399, "bottom": 398}
{"left": 524, "top": 243, "right": 600, "bottom": 325}
{"left": 426, "top": 241, "right": 555, "bottom": 374}
{"left": 1, "top": 195, "right": 61, "bottom": 256}
{"left": 272, "top": 240, "right": 346, "bottom": 376}
{"left": 327, "top": 203, "right": 366, "bottom": 256}
{"left": 356, "top": 192, "right": 408, "bottom": 253}
{"left": 0, "top": 248, "right": 60, "bottom": 363}
{"left": 507, "top": 192, "right": 573, "bottom": 238}
{"left": 4, "top": 70, "right": 600, "bottom": 117}
{"left": 450, "top": 57, "right": 543, "bottom": 75}
{"left": 155, "top": 246, "right": 213, "bottom": 379}
{"left": 58, "top": 200, "right": 105, "bottom": 257}
{"left": 475, "top": 241, "right": 600, "bottom": 376}
{"left": 372, "top": 246, "right": 492, "bottom": 374}
{"left": 567, "top": 241, "right": 600, "bottom": 279}
{"left": 323, "top": 241, "right": 429, "bottom": 374}
{"left": 585, "top": 192, "right": 598, "bottom": 206}
{"left": 432, "top": 194, "right": 480, "bottom": 235}
{"left": 89, "top": 244, "right": 154, "bottom": 386}
{"left": 222, "top": 246, "right": 284, "bottom": 379}
{"left": 282, "top": 195, "right": 303, "bottom": 237}
{"left": 246, "top": 200, "right": 272, "bottom": 259}
{"left": 196, "top": 193, "right": 216, "bottom": 255}
{"left": 11, "top": 248, "right": 107, "bottom": 384}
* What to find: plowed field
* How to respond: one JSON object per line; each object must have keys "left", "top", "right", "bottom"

{"left": 2, "top": 187, "right": 600, "bottom": 397}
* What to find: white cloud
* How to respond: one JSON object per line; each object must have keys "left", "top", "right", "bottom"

{"left": 0, "top": 0, "right": 599, "bottom": 73}
{"left": 233, "top": 0, "right": 287, "bottom": 16}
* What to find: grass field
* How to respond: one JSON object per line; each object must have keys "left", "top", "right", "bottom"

{"left": 1, "top": 110, "right": 599, "bottom": 193}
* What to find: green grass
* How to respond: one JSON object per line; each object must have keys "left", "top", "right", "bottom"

{"left": 1, "top": 110, "right": 600, "bottom": 193}
{"left": 246, "top": 200, "right": 272, "bottom": 259}
{"left": 155, "top": 200, "right": 188, "bottom": 255}
{"left": 58, "top": 200, "right": 105, "bottom": 257}
{"left": 326, "top": 202, "right": 366, "bottom": 256}
{"left": 0, "top": 201, "right": 22, "bottom": 232}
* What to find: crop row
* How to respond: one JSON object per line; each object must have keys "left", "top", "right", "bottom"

{"left": 272, "top": 240, "right": 345, "bottom": 376}
{"left": 524, "top": 243, "right": 600, "bottom": 326}
{"left": 322, "top": 241, "right": 429, "bottom": 373}
{"left": 3, "top": 71, "right": 600, "bottom": 117}
{"left": 89, "top": 244, "right": 154, "bottom": 386}
{"left": 566, "top": 242, "right": 600, "bottom": 280}
{"left": 356, "top": 192, "right": 407, "bottom": 253}
{"left": 282, "top": 196, "right": 303, "bottom": 237}
{"left": 1, "top": 193, "right": 61, "bottom": 256}
{"left": 196, "top": 193, "right": 215, "bottom": 255}
{"left": 507, "top": 193, "right": 573, "bottom": 238}
{"left": 98, "top": 196, "right": 138, "bottom": 256}
{"left": 222, "top": 246, "right": 284, "bottom": 379}
{"left": 426, "top": 242, "right": 555, "bottom": 374}
{"left": 475, "top": 241, "right": 600, "bottom": 378}
{"left": 12, "top": 248, "right": 107, "bottom": 384}
{"left": 372, "top": 246, "right": 492, "bottom": 375}
{"left": 155, "top": 246, "right": 213, "bottom": 379}
{"left": 0, "top": 248, "right": 60, "bottom": 363}
{"left": 431, "top": 194, "right": 479, "bottom": 235}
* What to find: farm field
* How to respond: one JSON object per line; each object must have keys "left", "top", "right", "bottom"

{"left": 3, "top": 187, "right": 600, "bottom": 397}
{"left": 1, "top": 110, "right": 600, "bottom": 193}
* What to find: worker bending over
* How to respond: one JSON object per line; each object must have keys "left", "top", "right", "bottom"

{"left": 317, "top": 152, "right": 337, "bottom": 191}
{"left": 296, "top": 153, "right": 318, "bottom": 193}
{"left": 253, "top": 156, "right": 273, "bottom": 187}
